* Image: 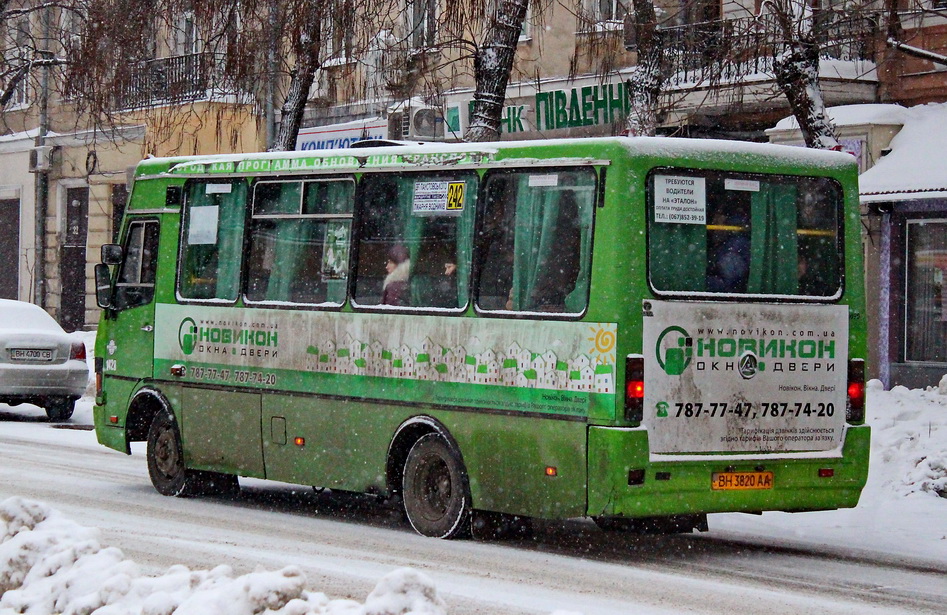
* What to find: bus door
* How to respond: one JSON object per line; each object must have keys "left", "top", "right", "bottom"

{"left": 169, "top": 178, "right": 265, "bottom": 478}
{"left": 101, "top": 217, "right": 161, "bottom": 383}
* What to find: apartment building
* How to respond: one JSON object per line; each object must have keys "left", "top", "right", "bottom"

{"left": 1, "top": 1, "right": 944, "bottom": 387}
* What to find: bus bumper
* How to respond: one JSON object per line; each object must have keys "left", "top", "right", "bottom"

{"left": 587, "top": 424, "right": 870, "bottom": 518}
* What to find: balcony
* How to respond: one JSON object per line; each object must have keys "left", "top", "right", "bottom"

{"left": 659, "top": 11, "right": 880, "bottom": 87}
{"left": 113, "top": 52, "right": 221, "bottom": 110}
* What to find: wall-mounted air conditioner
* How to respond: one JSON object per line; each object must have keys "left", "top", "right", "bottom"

{"left": 388, "top": 104, "right": 445, "bottom": 141}
{"left": 29, "top": 145, "right": 54, "bottom": 173}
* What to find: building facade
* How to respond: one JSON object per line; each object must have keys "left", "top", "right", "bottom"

{"left": 3, "top": 0, "right": 947, "bottom": 391}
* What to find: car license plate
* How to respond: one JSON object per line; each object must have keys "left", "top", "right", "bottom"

{"left": 711, "top": 471, "right": 774, "bottom": 490}
{"left": 10, "top": 348, "right": 53, "bottom": 361}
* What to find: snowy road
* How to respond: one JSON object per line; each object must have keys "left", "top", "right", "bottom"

{"left": 1, "top": 408, "right": 944, "bottom": 615}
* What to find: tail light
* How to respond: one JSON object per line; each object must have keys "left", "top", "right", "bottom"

{"left": 94, "top": 356, "right": 104, "bottom": 398}
{"left": 846, "top": 358, "right": 865, "bottom": 423}
{"left": 625, "top": 355, "right": 645, "bottom": 423}
{"left": 70, "top": 342, "right": 87, "bottom": 360}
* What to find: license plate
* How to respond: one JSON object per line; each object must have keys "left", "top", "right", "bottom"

{"left": 711, "top": 471, "right": 774, "bottom": 491}
{"left": 10, "top": 348, "right": 53, "bottom": 361}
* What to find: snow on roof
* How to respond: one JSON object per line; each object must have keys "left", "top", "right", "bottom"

{"left": 771, "top": 103, "right": 910, "bottom": 131}
{"left": 858, "top": 102, "right": 947, "bottom": 202}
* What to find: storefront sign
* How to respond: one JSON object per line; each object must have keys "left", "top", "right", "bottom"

{"left": 295, "top": 118, "right": 387, "bottom": 150}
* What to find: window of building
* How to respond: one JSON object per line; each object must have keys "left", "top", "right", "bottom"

{"left": 905, "top": 219, "right": 947, "bottom": 362}
{"left": 7, "top": 17, "right": 31, "bottom": 107}
{"left": 245, "top": 178, "right": 355, "bottom": 306}
{"left": 174, "top": 10, "right": 201, "bottom": 56}
{"left": 114, "top": 220, "right": 160, "bottom": 310}
{"left": 475, "top": 168, "right": 597, "bottom": 315}
{"left": 408, "top": 0, "right": 437, "bottom": 49}
{"left": 178, "top": 180, "right": 248, "bottom": 301}
{"left": 354, "top": 172, "right": 477, "bottom": 310}
{"left": 647, "top": 170, "right": 843, "bottom": 299}
{"left": 327, "top": 1, "right": 354, "bottom": 60}
{"left": 595, "top": 0, "right": 628, "bottom": 22}
{"left": 519, "top": 4, "right": 534, "bottom": 41}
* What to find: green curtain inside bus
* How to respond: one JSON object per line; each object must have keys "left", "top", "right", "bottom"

{"left": 508, "top": 171, "right": 595, "bottom": 313}
{"left": 648, "top": 222, "right": 707, "bottom": 293}
{"left": 179, "top": 181, "right": 247, "bottom": 300}
{"left": 747, "top": 184, "right": 798, "bottom": 295}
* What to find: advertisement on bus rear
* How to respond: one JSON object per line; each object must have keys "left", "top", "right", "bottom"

{"left": 642, "top": 300, "right": 849, "bottom": 454}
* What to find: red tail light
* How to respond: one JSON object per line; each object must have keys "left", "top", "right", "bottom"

{"left": 846, "top": 358, "right": 865, "bottom": 423}
{"left": 625, "top": 356, "right": 645, "bottom": 423}
{"left": 70, "top": 342, "right": 87, "bottom": 360}
{"left": 95, "top": 357, "right": 104, "bottom": 398}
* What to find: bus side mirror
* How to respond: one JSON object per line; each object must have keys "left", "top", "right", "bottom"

{"left": 101, "top": 243, "right": 123, "bottom": 265}
{"left": 95, "top": 264, "right": 113, "bottom": 309}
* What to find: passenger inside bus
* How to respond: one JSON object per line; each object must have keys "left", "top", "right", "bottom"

{"left": 382, "top": 244, "right": 411, "bottom": 306}
{"left": 707, "top": 211, "right": 751, "bottom": 293}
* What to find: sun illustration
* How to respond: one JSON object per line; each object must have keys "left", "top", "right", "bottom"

{"left": 587, "top": 325, "right": 617, "bottom": 363}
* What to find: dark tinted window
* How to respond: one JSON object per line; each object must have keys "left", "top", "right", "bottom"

{"left": 648, "top": 170, "right": 842, "bottom": 298}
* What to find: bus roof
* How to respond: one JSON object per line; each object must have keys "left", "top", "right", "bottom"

{"left": 134, "top": 136, "right": 858, "bottom": 179}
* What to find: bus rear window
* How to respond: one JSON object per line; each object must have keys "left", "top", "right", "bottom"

{"left": 647, "top": 170, "right": 843, "bottom": 299}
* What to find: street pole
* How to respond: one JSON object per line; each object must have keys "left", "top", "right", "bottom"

{"left": 32, "top": 4, "right": 51, "bottom": 308}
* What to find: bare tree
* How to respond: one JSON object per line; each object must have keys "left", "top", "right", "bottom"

{"left": 44, "top": 0, "right": 395, "bottom": 152}
{"left": 1, "top": 1, "right": 79, "bottom": 117}
{"left": 271, "top": 0, "right": 330, "bottom": 151}
{"left": 624, "top": 0, "right": 664, "bottom": 136}
{"left": 464, "top": 0, "right": 531, "bottom": 141}
{"left": 765, "top": 0, "right": 839, "bottom": 149}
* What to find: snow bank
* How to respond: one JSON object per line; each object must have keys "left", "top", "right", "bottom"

{"left": 867, "top": 378, "right": 947, "bottom": 499}
{"left": 0, "top": 497, "right": 445, "bottom": 615}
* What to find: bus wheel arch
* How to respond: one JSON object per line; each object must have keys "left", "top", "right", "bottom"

{"left": 126, "top": 387, "right": 173, "bottom": 444}
{"left": 388, "top": 417, "right": 472, "bottom": 539}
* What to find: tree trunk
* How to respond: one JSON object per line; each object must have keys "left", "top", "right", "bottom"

{"left": 269, "top": 2, "right": 324, "bottom": 152}
{"left": 625, "top": 0, "right": 664, "bottom": 137}
{"left": 771, "top": 4, "right": 839, "bottom": 150}
{"left": 464, "top": 0, "right": 530, "bottom": 142}
{"left": 271, "top": 57, "right": 319, "bottom": 151}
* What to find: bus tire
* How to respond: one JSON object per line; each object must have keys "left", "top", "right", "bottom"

{"left": 146, "top": 411, "right": 201, "bottom": 497}
{"left": 402, "top": 433, "right": 471, "bottom": 539}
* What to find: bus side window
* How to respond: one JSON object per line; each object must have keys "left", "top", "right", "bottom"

{"left": 113, "top": 220, "right": 159, "bottom": 311}
{"left": 475, "top": 169, "right": 596, "bottom": 315}
{"left": 353, "top": 172, "right": 477, "bottom": 310}
{"left": 178, "top": 181, "right": 248, "bottom": 301}
{"left": 245, "top": 179, "right": 354, "bottom": 306}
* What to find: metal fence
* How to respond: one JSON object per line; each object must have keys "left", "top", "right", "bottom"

{"left": 113, "top": 52, "right": 219, "bottom": 110}
{"left": 660, "top": 11, "right": 880, "bottom": 86}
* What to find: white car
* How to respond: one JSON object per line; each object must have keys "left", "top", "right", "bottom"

{"left": 0, "top": 299, "right": 90, "bottom": 421}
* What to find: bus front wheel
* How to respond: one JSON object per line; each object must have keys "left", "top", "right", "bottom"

{"left": 402, "top": 433, "right": 471, "bottom": 539}
{"left": 146, "top": 411, "right": 202, "bottom": 497}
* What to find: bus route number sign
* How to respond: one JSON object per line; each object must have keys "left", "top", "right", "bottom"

{"left": 446, "top": 182, "right": 465, "bottom": 210}
{"left": 413, "top": 181, "right": 465, "bottom": 216}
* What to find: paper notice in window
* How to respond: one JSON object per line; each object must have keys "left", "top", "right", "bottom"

{"left": 654, "top": 175, "right": 706, "bottom": 224}
{"left": 188, "top": 206, "right": 219, "bottom": 245}
{"left": 412, "top": 181, "right": 465, "bottom": 216}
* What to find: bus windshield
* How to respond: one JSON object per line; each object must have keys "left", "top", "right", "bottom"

{"left": 647, "top": 169, "right": 843, "bottom": 299}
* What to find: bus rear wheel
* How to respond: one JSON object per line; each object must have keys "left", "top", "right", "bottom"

{"left": 147, "top": 411, "right": 203, "bottom": 497}
{"left": 402, "top": 433, "right": 471, "bottom": 539}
